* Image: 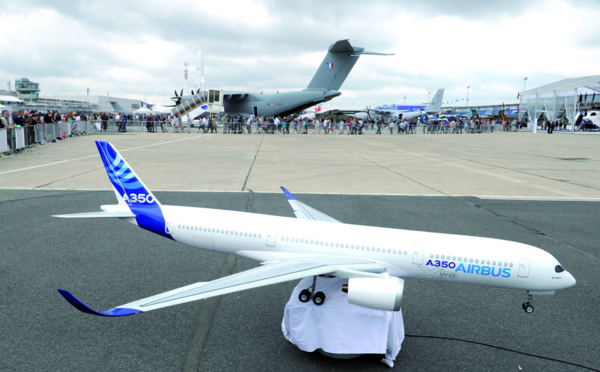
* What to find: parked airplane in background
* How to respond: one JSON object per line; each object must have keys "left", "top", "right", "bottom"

{"left": 171, "top": 40, "right": 392, "bottom": 118}
{"left": 56, "top": 141, "right": 575, "bottom": 317}
{"left": 374, "top": 89, "right": 445, "bottom": 120}
{"left": 326, "top": 89, "right": 445, "bottom": 122}
{"left": 581, "top": 110, "right": 600, "bottom": 130}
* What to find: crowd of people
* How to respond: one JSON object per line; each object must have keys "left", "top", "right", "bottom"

{"left": 211, "top": 115, "right": 525, "bottom": 135}
{"left": 0, "top": 108, "right": 541, "bottom": 157}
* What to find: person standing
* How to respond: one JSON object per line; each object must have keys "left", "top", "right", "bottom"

{"left": 547, "top": 119, "right": 554, "bottom": 134}
{"left": 100, "top": 112, "right": 109, "bottom": 132}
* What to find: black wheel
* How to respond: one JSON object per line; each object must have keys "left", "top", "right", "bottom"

{"left": 313, "top": 291, "right": 326, "bottom": 306}
{"left": 524, "top": 303, "right": 534, "bottom": 313}
{"left": 299, "top": 289, "right": 311, "bottom": 303}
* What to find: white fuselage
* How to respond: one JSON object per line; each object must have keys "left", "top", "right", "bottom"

{"left": 129, "top": 205, "right": 575, "bottom": 294}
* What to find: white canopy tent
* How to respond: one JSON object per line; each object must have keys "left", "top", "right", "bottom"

{"left": 0, "top": 104, "right": 12, "bottom": 113}
{"left": 133, "top": 107, "right": 154, "bottom": 115}
{"left": 0, "top": 95, "right": 23, "bottom": 104}
{"left": 519, "top": 75, "right": 600, "bottom": 132}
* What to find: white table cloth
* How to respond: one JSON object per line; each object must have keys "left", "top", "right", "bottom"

{"left": 282, "top": 276, "right": 404, "bottom": 362}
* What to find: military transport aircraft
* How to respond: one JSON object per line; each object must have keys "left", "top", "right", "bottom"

{"left": 55, "top": 141, "right": 575, "bottom": 317}
{"left": 171, "top": 39, "right": 392, "bottom": 118}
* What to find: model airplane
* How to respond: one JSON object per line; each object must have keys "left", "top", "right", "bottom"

{"left": 56, "top": 141, "right": 575, "bottom": 317}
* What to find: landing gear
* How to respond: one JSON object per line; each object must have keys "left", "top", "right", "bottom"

{"left": 522, "top": 292, "right": 534, "bottom": 313}
{"left": 299, "top": 289, "right": 311, "bottom": 303}
{"left": 297, "top": 276, "right": 327, "bottom": 306}
{"left": 313, "top": 291, "right": 326, "bottom": 306}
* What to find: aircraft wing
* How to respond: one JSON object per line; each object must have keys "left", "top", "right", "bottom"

{"left": 58, "top": 256, "right": 386, "bottom": 317}
{"left": 280, "top": 187, "right": 341, "bottom": 223}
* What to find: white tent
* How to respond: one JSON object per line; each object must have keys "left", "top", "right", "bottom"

{"left": 519, "top": 75, "right": 600, "bottom": 132}
{"left": 0, "top": 104, "right": 12, "bottom": 113}
{"left": 134, "top": 107, "right": 153, "bottom": 114}
{"left": 0, "top": 95, "right": 23, "bottom": 104}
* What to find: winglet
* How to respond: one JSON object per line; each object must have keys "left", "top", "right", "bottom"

{"left": 280, "top": 186, "right": 296, "bottom": 200}
{"left": 58, "top": 289, "right": 142, "bottom": 317}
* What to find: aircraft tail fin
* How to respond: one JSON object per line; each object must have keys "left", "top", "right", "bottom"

{"left": 305, "top": 39, "right": 392, "bottom": 92}
{"left": 425, "top": 89, "right": 444, "bottom": 113}
{"left": 94, "top": 141, "right": 172, "bottom": 239}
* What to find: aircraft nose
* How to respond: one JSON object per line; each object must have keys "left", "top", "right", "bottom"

{"left": 564, "top": 271, "right": 577, "bottom": 288}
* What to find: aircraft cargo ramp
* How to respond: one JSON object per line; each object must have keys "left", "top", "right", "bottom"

{"left": 171, "top": 89, "right": 224, "bottom": 118}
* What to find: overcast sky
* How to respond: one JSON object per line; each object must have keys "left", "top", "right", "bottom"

{"left": 2, "top": 0, "right": 599, "bottom": 108}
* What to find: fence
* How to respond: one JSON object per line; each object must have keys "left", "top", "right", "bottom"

{"left": 1, "top": 119, "right": 507, "bottom": 156}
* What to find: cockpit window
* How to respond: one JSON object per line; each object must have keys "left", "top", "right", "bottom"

{"left": 555, "top": 265, "right": 565, "bottom": 273}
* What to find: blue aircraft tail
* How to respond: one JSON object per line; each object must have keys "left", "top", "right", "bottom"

{"left": 95, "top": 141, "right": 172, "bottom": 239}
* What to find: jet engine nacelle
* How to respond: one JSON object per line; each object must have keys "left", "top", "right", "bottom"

{"left": 343, "top": 277, "right": 404, "bottom": 311}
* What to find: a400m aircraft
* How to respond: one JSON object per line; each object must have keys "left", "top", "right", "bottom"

{"left": 171, "top": 39, "right": 392, "bottom": 118}
{"left": 56, "top": 141, "right": 576, "bottom": 317}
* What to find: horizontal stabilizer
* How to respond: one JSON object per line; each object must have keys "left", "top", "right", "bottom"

{"left": 57, "top": 289, "right": 142, "bottom": 317}
{"left": 358, "top": 51, "right": 395, "bottom": 56}
{"left": 53, "top": 211, "right": 136, "bottom": 219}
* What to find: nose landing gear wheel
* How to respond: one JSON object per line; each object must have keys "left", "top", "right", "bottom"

{"left": 522, "top": 292, "right": 534, "bottom": 313}
{"left": 522, "top": 302, "right": 534, "bottom": 313}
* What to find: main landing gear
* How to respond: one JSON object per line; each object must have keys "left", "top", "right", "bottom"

{"left": 298, "top": 276, "right": 326, "bottom": 306}
{"left": 522, "top": 292, "right": 534, "bottom": 313}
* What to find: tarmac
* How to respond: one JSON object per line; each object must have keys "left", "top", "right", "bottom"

{"left": 1, "top": 131, "right": 599, "bottom": 371}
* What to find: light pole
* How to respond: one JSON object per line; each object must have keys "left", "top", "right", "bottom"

{"left": 523, "top": 77, "right": 528, "bottom": 93}
{"left": 403, "top": 96, "right": 406, "bottom": 105}
{"left": 466, "top": 86, "right": 470, "bottom": 108}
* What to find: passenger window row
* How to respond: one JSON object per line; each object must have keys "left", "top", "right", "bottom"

{"left": 279, "top": 236, "right": 409, "bottom": 255}
{"left": 178, "top": 224, "right": 262, "bottom": 239}
{"left": 429, "top": 253, "right": 514, "bottom": 268}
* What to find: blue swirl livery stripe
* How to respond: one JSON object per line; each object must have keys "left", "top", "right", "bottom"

{"left": 96, "top": 141, "right": 173, "bottom": 240}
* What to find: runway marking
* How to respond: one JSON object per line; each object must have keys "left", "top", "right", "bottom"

{"left": 0, "top": 136, "right": 207, "bottom": 176}
{"left": 529, "top": 184, "right": 580, "bottom": 198}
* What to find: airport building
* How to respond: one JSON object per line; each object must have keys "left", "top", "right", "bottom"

{"left": 15, "top": 78, "right": 40, "bottom": 103}
{"left": 1, "top": 77, "right": 144, "bottom": 114}
{"left": 50, "top": 94, "right": 144, "bottom": 113}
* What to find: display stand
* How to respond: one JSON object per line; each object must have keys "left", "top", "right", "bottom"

{"left": 282, "top": 276, "right": 404, "bottom": 367}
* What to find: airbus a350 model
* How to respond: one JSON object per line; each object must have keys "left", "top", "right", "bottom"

{"left": 172, "top": 39, "right": 392, "bottom": 118}
{"left": 56, "top": 141, "right": 575, "bottom": 317}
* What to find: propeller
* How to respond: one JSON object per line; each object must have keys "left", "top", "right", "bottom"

{"left": 172, "top": 89, "right": 183, "bottom": 106}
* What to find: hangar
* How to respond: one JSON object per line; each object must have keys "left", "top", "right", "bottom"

{"left": 519, "top": 75, "right": 600, "bottom": 131}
